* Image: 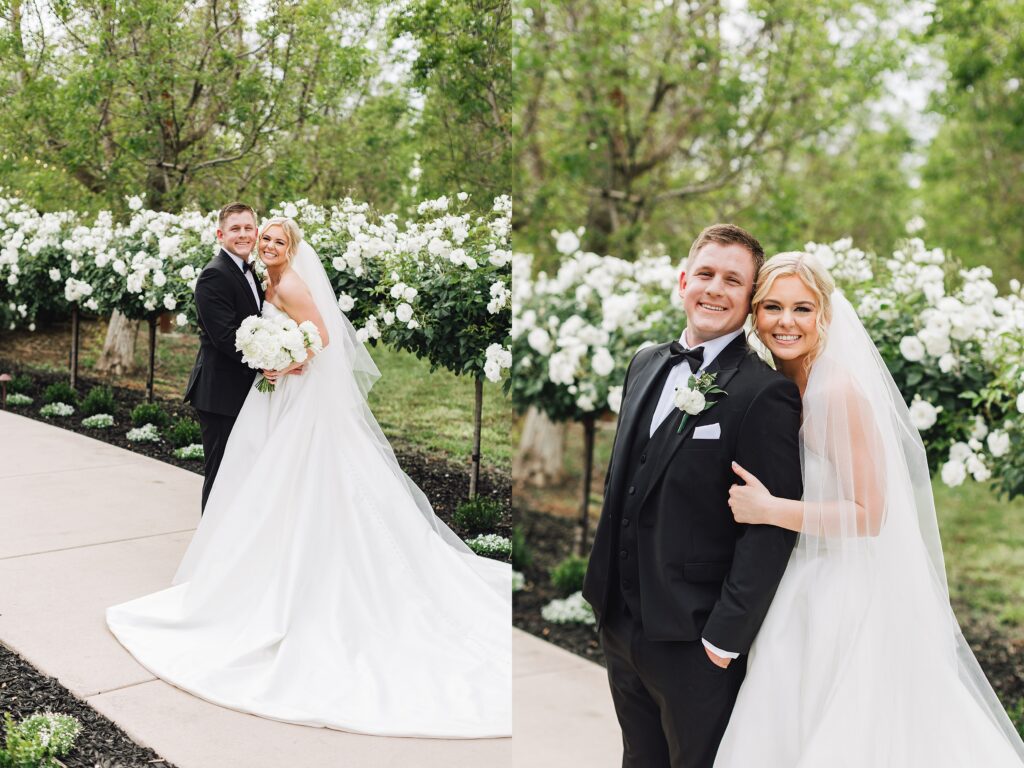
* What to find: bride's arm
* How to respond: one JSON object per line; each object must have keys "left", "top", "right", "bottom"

{"left": 729, "top": 386, "right": 886, "bottom": 537}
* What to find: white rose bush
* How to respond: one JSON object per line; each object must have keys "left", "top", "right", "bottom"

{"left": 513, "top": 229, "right": 1024, "bottom": 508}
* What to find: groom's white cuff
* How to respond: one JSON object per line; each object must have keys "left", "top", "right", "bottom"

{"left": 702, "top": 638, "right": 740, "bottom": 659}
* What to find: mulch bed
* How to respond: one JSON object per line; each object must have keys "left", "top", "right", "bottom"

{"left": 0, "top": 642, "right": 176, "bottom": 767}
{"left": 0, "top": 360, "right": 512, "bottom": 765}
{"left": 514, "top": 506, "right": 1024, "bottom": 721}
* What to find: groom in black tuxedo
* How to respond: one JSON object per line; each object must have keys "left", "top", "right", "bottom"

{"left": 582, "top": 224, "right": 802, "bottom": 768}
{"left": 184, "top": 202, "right": 264, "bottom": 513}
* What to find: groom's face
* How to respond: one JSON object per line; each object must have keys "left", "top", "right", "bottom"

{"left": 217, "top": 211, "right": 258, "bottom": 259}
{"left": 678, "top": 242, "right": 755, "bottom": 345}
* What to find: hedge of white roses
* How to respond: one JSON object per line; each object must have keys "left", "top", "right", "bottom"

{"left": 0, "top": 192, "right": 511, "bottom": 386}
{"left": 513, "top": 230, "right": 1024, "bottom": 499}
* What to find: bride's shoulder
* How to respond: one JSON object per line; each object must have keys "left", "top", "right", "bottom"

{"left": 274, "top": 270, "right": 312, "bottom": 302}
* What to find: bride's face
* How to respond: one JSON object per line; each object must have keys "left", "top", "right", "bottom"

{"left": 755, "top": 275, "right": 819, "bottom": 363}
{"left": 258, "top": 225, "right": 290, "bottom": 268}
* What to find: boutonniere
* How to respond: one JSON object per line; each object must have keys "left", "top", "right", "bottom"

{"left": 673, "top": 371, "right": 727, "bottom": 433}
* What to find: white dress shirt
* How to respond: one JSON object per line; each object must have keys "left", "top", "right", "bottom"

{"left": 224, "top": 249, "right": 261, "bottom": 309}
{"left": 648, "top": 326, "right": 745, "bottom": 662}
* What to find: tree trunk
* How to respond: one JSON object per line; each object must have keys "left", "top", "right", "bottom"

{"left": 576, "top": 414, "right": 596, "bottom": 557}
{"left": 95, "top": 311, "right": 139, "bottom": 375}
{"left": 513, "top": 406, "right": 566, "bottom": 487}
{"left": 469, "top": 375, "right": 484, "bottom": 499}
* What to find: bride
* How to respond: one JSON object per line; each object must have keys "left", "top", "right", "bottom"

{"left": 107, "top": 217, "right": 511, "bottom": 739}
{"left": 714, "top": 252, "right": 1024, "bottom": 766}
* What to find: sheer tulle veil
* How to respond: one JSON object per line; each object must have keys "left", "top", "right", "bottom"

{"left": 288, "top": 237, "right": 474, "bottom": 554}
{"left": 799, "top": 290, "right": 1024, "bottom": 758}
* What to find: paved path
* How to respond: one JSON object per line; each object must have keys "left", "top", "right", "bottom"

{"left": 0, "top": 410, "right": 620, "bottom": 767}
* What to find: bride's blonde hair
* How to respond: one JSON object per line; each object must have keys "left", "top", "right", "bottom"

{"left": 259, "top": 217, "right": 304, "bottom": 262}
{"left": 751, "top": 251, "right": 835, "bottom": 367}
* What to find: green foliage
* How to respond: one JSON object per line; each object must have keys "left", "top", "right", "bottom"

{"left": 130, "top": 402, "right": 170, "bottom": 428}
{"left": 511, "top": 524, "right": 532, "bottom": 572}
{"left": 549, "top": 554, "right": 588, "bottom": 596}
{"left": 165, "top": 417, "right": 202, "bottom": 449}
{"left": 6, "top": 375, "right": 32, "bottom": 395}
{"left": 80, "top": 385, "right": 116, "bottom": 417}
{"left": 0, "top": 711, "right": 81, "bottom": 768}
{"left": 453, "top": 496, "right": 503, "bottom": 533}
{"left": 41, "top": 382, "right": 78, "bottom": 406}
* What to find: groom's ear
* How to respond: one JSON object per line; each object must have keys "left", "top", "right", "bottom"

{"left": 678, "top": 270, "right": 687, "bottom": 298}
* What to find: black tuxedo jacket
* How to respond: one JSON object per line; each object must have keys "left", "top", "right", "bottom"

{"left": 582, "top": 333, "right": 802, "bottom": 653}
{"left": 184, "top": 250, "right": 264, "bottom": 418}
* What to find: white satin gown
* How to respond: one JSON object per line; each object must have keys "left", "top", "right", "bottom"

{"left": 107, "top": 302, "right": 512, "bottom": 738}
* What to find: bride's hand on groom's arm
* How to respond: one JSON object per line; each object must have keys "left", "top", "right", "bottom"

{"left": 729, "top": 463, "right": 803, "bottom": 532}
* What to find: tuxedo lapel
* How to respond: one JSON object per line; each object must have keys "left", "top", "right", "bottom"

{"left": 220, "top": 250, "right": 260, "bottom": 314}
{"left": 637, "top": 334, "right": 748, "bottom": 510}
{"left": 616, "top": 343, "right": 675, "bottom": 454}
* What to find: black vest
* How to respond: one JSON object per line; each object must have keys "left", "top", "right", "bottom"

{"left": 612, "top": 358, "right": 687, "bottom": 620}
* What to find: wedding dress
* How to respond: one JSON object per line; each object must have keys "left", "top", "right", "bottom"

{"left": 107, "top": 241, "right": 511, "bottom": 739}
{"left": 714, "top": 292, "right": 1024, "bottom": 767}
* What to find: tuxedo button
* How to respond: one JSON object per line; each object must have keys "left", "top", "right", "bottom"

{"left": 640, "top": 454, "right": 647, "bottom": 464}
{"left": 619, "top": 550, "right": 628, "bottom": 559}
{"left": 621, "top": 518, "right": 630, "bottom": 527}
{"left": 628, "top": 485, "right": 636, "bottom": 495}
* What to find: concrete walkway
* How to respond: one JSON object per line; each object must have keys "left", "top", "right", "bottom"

{"left": 0, "top": 410, "right": 620, "bottom": 767}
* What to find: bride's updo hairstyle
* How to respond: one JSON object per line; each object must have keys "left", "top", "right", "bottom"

{"left": 752, "top": 251, "right": 836, "bottom": 367}
{"left": 259, "top": 217, "right": 304, "bottom": 262}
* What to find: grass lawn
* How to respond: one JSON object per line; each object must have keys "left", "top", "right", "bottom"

{"left": 517, "top": 413, "right": 1024, "bottom": 645}
{"left": 0, "top": 318, "right": 512, "bottom": 471}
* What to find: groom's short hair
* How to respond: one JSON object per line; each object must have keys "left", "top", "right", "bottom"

{"left": 218, "top": 202, "right": 257, "bottom": 228}
{"left": 686, "top": 224, "right": 765, "bottom": 277}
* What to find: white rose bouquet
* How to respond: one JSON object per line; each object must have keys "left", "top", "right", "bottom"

{"left": 235, "top": 315, "right": 323, "bottom": 393}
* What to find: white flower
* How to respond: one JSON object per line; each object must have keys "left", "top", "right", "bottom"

{"left": 395, "top": 302, "right": 413, "bottom": 323}
{"left": 949, "top": 442, "right": 972, "bottom": 463}
{"left": 591, "top": 347, "right": 615, "bottom": 377}
{"left": 512, "top": 571, "right": 525, "bottom": 592}
{"left": 554, "top": 230, "right": 581, "bottom": 255}
{"left": 126, "top": 423, "right": 160, "bottom": 442}
{"left": 337, "top": 293, "right": 355, "bottom": 312}
{"left": 941, "top": 459, "right": 966, "bottom": 487}
{"left": 908, "top": 396, "right": 939, "bottom": 431}
{"left": 905, "top": 216, "right": 925, "bottom": 234}
{"left": 969, "top": 415, "right": 988, "bottom": 442}
{"left": 541, "top": 591, "right": 595, "bottom": 625}
{"left": 176, "top": 313, "right": 188, "bottom": 327}
{"left": 987, "top": 430, "right": 1010, "bottom": 458}
{"left": 608, "top": 386, "right": 623, "bottom": 414}
{"left": 403, "top": 286, "right": 418, "bottom": 302}
{"left": 899, "top": 336, "right": 925, "bottom": 362}
{"left": 179, "top": 265, "right": 196, "bottom": 280}
{"left": 127, "top": 195, "right": 144, "bottom": 211}
{"left": 673, "top": 385, "right": 705, "bottom": 416}
{"left": 390, "top": 282, "right": 407, "bottom": 299}
{"left": 1017, "top": 392, "right": 1024, "bottom": 415}
{"left": 938, "top": 353, "right": 956, "bottom": 374}
{"left": 49, "top": 268, "right": 61, "bottom": 281}
{"left": 283, "top": 203, "right": 299, "bottom": 218}
{"left": 163, "top": 294, "right": 176, "bottom": 311}
{"left": 527, "top": 328, "right": 552, "bottom": 355}
{"left": 382, "top": 310, "right": 395, "bottom": 325}
{"left": 152, "top": 271, "right": 167, "bottom": 287}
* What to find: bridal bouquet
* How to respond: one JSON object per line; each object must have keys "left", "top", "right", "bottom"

{"left": 235, "top": 315, "right": 323, "bottom": 393}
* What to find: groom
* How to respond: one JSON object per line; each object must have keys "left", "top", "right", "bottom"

{"left": 184, "top": 202, "right": 264, "bottom": 513}
{"left": 582, "top": 224, "right": 803, "bottom": 768}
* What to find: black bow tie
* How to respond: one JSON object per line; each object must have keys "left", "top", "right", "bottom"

{"left": 241, "top": 260, "right": 252, "bottom": 274}
{"left": 668, "top": 341, "right": 704, "bottom": 374}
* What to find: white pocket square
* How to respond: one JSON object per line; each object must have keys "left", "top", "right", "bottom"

{"left": 692, "top": 423, "right": 721, "bottom": 440}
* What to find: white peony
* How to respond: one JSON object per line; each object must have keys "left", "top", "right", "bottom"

{"left": 941, "top": 459, "right": 966, "bottom": 488}
{"left": 337, "top": 293, "right": 355, "bottom": 312}
{"left": 49, "top": 268, "right": 61, "bottom": 282}
{"left": 987, "top": 430, "right": 1010, "bottom": 458}
{"left": 176, "top": 313, "right": 188, "bottom": 327}
{"left": 152, "top": 271, "right": 167, "bottom": 287}
{"left": 395, "top": 302, "right": 413, "bottom": 323}
{"left": 591, "top": 347, "right": 615, "bottom": 377}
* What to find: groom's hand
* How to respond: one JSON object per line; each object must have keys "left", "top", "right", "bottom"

{"left": 705, "top": 646, "right": 731, "bottom": 668}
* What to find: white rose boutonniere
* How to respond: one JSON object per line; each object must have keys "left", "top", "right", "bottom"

{"left": 673, "top": 371, "right": 727, "bottom": 433}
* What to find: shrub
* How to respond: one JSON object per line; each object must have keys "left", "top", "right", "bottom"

{"left": 126, "top": 423, "right": 161, "bottom": 443}
{"left": 0, "top": 711, "right": 82, "bottom": 767}
{"left": 5, "top": 393, "right": 32, "bottom": 407}
{"left": 130, "top": 402, "right": 170, "bottom": 428}
{"left": 541, "top": 592, "right": 596, "bottom": 625}
{"left": 39, "top": 402, "right": 74, "bottom": 418}
{"left": 42, "top": 381, "right": 78, "bottom": 406}
{"left": 452, "top": 496, "right": 503, "bottom": 533}
{"left": 173, "top": 443, "right": 205, "bottom": 460}
{"left": 511, "top": 524, "right": 532, "bottom": 572}
{"left": 80, "top": 385, "right": 116, "bottom": 416}
{"left": 82, "top": 414, "right": 114, "bottom": 429}
{"left": 166, "top": 417, "right": 202, "bottom": 448}
{"left": 465, "top": 534, "right": 512, "bottom": 558}
{"left": 550, "top": 554, "right": 588, "bottom": 596}
{"left": 7, "top": 374, "right": 32, "bottom": 395}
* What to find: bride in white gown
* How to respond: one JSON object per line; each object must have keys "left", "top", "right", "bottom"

{"left": 714, "top": 252, "right": 1024, "bottom": 766}
{"left": 107, "top": 217, "right": 511, "bottom": 739}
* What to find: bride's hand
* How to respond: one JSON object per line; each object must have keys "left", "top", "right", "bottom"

{"left": 728, "top": 462, "right": 776, "bottom": 525}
